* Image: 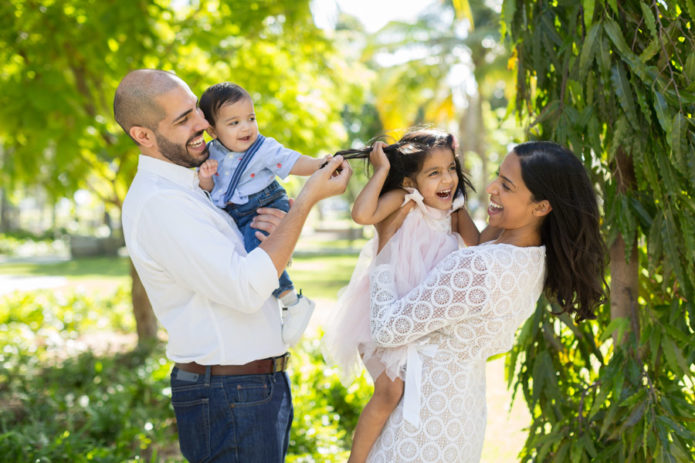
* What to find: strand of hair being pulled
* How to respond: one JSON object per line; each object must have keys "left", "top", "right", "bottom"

{"left": 320, "top": 141, "right": 429, "bottom": 169}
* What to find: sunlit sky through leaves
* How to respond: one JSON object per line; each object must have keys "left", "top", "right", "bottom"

{"left": 312, "top": 0, "right": 430, "bottom": 32}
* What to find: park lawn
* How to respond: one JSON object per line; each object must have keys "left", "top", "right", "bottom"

{"left": 0, "top": 256, "right": 132, "bottom": 294}
{"left": 0, "top": 256, "right": 130, "bottom": 278}
{"left": 290, "top": 252, "right": 358, "bottom": 299}
{"left": 0, "top": 253, "right": 359, "bottom": 299}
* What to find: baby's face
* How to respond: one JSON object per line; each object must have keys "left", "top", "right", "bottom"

{"left": 211, "top": 97, "right": 259, "bottom": 152}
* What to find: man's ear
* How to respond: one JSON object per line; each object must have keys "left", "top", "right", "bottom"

{"left": 129, "top": 126, "right": 156, "bottom": 148}
{"left": 533, "top": 200, "right": 552, "bottom": 217}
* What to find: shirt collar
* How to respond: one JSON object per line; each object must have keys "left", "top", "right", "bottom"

{"left": 137, "top": 154, "right": 200, "bottom": 190}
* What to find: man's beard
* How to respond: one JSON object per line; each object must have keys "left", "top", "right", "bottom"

{"left": 155, "top": 130, "right": 208, "bottom": 168}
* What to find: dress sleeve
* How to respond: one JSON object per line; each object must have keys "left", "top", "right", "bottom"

{"left": 369, "top": 248, "right": 490, "bottom": 347}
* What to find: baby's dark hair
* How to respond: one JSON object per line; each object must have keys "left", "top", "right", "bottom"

{"left": 199, "top": 82, "right": 251, "bottom": 125}
{"left": 514, "top": 141, "right": 607, "bottom": 321}
{"left": 336, "top": 129, "right": 474, "bottom": 199}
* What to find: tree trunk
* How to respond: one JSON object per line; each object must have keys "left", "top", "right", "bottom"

{"left": 0, "top": 188, "right": 9, "bottom": 233}
{"left": 610, "top": 234, "right": 639, "bottom": 322}
{"left": 459, "top": 92, "right": 489, "bottom": 217}
{"left": 130, "top": 259, "right": 158, "bottom": 347}
{"left": 610, "top": 148, "right": 640, "bottom": 340}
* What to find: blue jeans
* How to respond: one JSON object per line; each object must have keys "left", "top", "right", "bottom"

{"left": 225, "top": 180, "right": 294, "bottom": 298}
{"left": 170, "top": 366, "right": 293, "bottom": 462}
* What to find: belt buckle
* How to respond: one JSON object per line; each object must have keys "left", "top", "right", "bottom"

{"left": 272, "top": 353, "right": 289, "bottom": 372}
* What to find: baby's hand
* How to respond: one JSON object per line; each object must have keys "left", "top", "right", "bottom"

{"left": 370, "top": 141, "right": 390, "bottom": 172}
{"left": 199, "top": 159, "right": 218, "bottom": 179}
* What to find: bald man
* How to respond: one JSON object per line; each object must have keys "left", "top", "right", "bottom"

{"left": 115, "top": 69, "right": 351, "bottom": 462}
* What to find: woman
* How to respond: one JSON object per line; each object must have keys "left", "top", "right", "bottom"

{"left": 365, "top": 141, "right": 606, "bottom": 462}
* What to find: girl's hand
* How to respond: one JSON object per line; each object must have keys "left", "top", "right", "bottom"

{"left": 199, "top": 159, "right": 218, "bottom": 179}
{"left": 370, "top": 141, "right": 390, "bottom": 172}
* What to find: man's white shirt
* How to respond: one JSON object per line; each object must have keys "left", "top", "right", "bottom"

{"left": 122, "top": 155, "right": 286, "bottom": 365}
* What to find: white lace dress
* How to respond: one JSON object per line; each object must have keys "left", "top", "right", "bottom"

{"left": 322, "top": 188, "right": 464, "bottom": 385}
{"left": 366, "top": 242, "right": 546, "bottom": 463}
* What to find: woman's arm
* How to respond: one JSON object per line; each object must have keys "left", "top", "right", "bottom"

{"left": 370, "top": 248, "right": 490, "bottom": 347}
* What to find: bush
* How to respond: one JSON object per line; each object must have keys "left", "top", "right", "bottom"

{"left": 0, "top": 288, "right": 371, "bottom": 462}
{"left": 0, "top": 232, "right": 67, "bottom": 258}
{"left": 288, "top": 335, "right": 371, "bottom": 462}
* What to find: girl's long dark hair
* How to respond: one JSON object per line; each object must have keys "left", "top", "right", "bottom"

{"left": 514, "top": 141, "right": 607, "bottom": 321}
{"left": 336, "top": 129, "right": 474, "bottom": 200}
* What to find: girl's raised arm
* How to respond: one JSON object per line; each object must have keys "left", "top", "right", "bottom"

{"left": 351, "top": 142, "right": 405, "bottom": 225}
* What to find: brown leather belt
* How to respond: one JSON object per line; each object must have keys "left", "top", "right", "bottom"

{"left": 175, "top": 353, "right": 290, "bottom": 376}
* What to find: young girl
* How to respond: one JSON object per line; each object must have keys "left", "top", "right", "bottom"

{"left": 322, "top": 129, "right": 479, "bottom": 462}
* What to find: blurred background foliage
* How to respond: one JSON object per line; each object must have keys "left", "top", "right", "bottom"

{"left": 1, "top": 0, "right": 694, "bottom": 461}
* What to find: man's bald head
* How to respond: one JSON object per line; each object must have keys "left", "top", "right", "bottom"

{"left": 113, "top": 69, "right": 186, "bottom": 143}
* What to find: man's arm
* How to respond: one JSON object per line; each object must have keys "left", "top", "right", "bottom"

{"left": 259, "top": 156, "right": 351, "bottom": 276}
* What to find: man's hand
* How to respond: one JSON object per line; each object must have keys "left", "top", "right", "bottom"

{"left": 296, "top": 155, "right": 351, "bottom": 207}
{"left": 251, "top": 201, "right": 293, "bottom": 242}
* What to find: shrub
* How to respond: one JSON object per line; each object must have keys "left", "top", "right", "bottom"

{"left": 0, "top": 288, "right": 371, "bottom": 462}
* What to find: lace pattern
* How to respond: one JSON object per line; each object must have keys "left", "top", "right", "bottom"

{"left": 321, "top": 188, "right": 463, "bottom": 385}
{"left": 367, "top": 243, "right": 545, "bottom": 463}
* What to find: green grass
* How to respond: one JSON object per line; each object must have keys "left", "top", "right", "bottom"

{"left": 0, "top": 254, "right": 359, "bottom": 300}
{"left": 0, "top": 257, "right": 130, "bottom": 278}
{"left": 290, "top": 253, "right": 359, "bottom": 299}
{"left": 0, "top": 257, "right": 131, "bottom": 294}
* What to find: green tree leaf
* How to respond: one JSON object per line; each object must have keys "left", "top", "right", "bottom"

{"left": 579, "top": 23, "right": 601, "bottom": 81}
{"left": 639, "top": 2, "right": 658, "bottom": 40}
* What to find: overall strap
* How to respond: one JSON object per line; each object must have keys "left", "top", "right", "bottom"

{"left": 223, "top": 134, "right": 266, "bottom": 204}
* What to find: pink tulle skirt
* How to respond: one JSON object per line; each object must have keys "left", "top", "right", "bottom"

{"left": 321, "top": 189, "right": 462, "bottom": 385}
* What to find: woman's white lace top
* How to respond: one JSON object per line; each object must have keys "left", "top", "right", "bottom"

{"left": 367, "top": 242, "right": 545, "bottom": 463}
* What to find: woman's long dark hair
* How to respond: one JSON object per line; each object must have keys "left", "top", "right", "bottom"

{"left": 514, "top": 141, "right": 607, "bottom": 321}
{"left": 336, "top": 129, "right": 474, "bottom": 200}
